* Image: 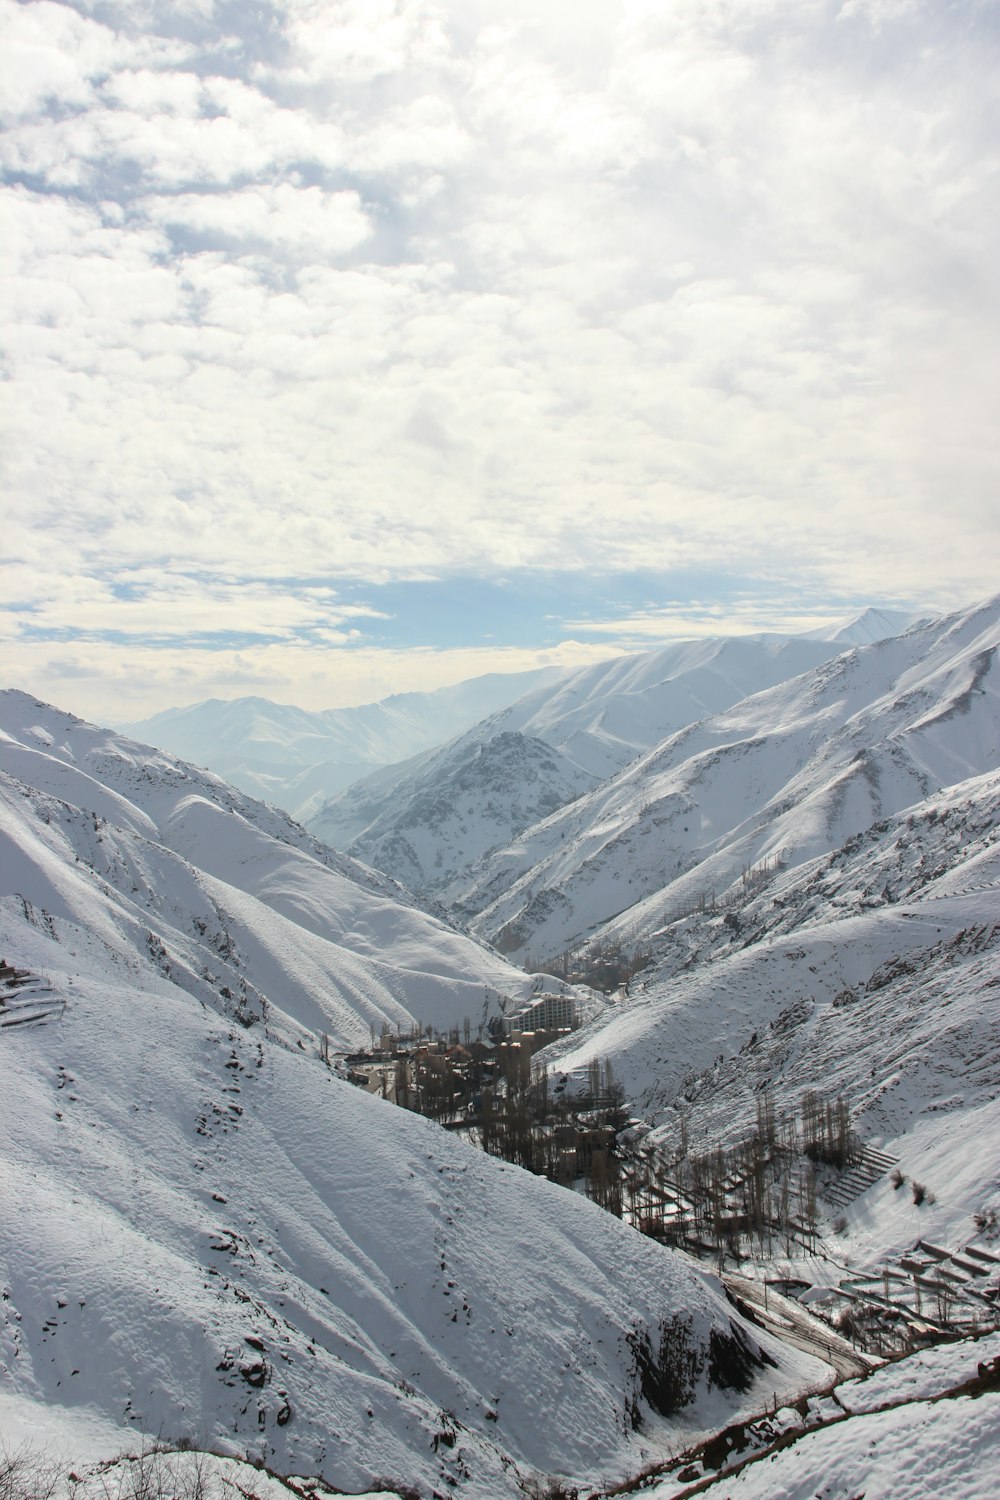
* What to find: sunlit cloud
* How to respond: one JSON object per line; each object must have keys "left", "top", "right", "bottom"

{"left": 2, "top": 0, "right": 998, "bottom": 720}
{"left": 142, "top": 183, "right": 372, "bottom": 256}
{"left": 3, "top": 637, "right": 625, "bottom": 725}
{"left": 562, "top": 604, "right": 844, "bottom": 641}
{"left": 4, "top": 570, "right": 389, "bottom": 645}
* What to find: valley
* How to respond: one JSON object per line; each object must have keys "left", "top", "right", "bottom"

{"left": 2, "top": 597, "right": 999, "bottom": 1498}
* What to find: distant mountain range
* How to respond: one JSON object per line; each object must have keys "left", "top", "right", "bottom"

{"left": 0, "top": 689, "right": 552, "bottom": 1046}
{"left": 301, "top": 595, "right": 1000, "bottom": 1270}
{"left": 451, "top": 598, "right": 998, "bottom": 965}
{"left": 122, "top": 667, "right": 566, "bottom": 820}
{"left": 121, "top": 611, "right": 920, "bottom": 828}
{"left": 310, "top": 610, "right": 926, "bottom": 911}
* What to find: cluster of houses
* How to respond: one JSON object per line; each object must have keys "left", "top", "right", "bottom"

{"left": 336, "top": 992, "right": 579, "bottom": 1114}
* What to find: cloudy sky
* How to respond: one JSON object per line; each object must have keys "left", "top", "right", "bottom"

{"left": 2, "top": 0, "right": 998, "bottom": 722}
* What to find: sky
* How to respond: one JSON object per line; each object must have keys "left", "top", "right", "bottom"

{"left": 2, "top": 0, "right": 999, "bottom": 723}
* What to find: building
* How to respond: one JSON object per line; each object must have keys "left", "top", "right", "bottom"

{"left": 502, "top": 992, "right": 577, "bottom": 1037}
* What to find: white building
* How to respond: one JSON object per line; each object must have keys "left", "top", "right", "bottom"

{"left": 503, "top": 992, "right": 577, "bottom": 1036}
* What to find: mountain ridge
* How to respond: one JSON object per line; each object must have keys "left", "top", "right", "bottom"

{"left": 0, "top": 690, "right": 822, "bottom": 1496}
{"left": 3, "top": 592, "right": 999, "bottom": 1494}
{"left": 312, "top": 629, "right": 864, "bottom": 895}
{"left": 454, "top": 596, "right": 1000, "bottom": 964}
{"left": 0, "top": 689, "right": 565, "bottom": 1047}
{"left": 122, "top": 668, "right": 569, "bottom": 820}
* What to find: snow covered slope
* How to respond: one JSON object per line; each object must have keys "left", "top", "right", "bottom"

{"left": 1, "top": 903, "right": 819, "bottom": 1496}
{"left": 123, "top": 670, "right": 564, "bottom": 821}
{"left": 460, "top": 597, "right": 1000, "bottom": 964}
{"left": 312, "top": 633, "right": 851, "bottom": 895}
{"left": 802, "top": 605, "right": 923, "bottom": 646}
{"left": 647, "top": 1331, "right": 1000, "bottom": 1499}
{"left": 0, "top": 698, "right": 823, "bottom": 1497}
{"left": 311, "top": 730, "right": 596, "bottom": 897}
{"left": 0, "top": 691, "right": 559, "bottom": 1046}
{"left": 549, "top": 766, "right": 1000, "bottom": 1110}
{"left": 540, "top": 765, "right": 1000, "bottom": 1266}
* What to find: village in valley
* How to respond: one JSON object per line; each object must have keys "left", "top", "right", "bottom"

{"left": 4, "top": 582, "right": 1000, "bottom": 1497}
{"left": 330, "top": 983, "right": 1000, "bottom": 1377}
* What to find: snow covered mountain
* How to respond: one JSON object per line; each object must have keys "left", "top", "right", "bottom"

{"left": 802, "top": 605, "right": 923, "bottom": 645}
{"left": 0, "top": 690, "right": 566, "bottom": 1047}
{"left": 0, "top": 692, "right": 819, "bottom": 1496}
{"left": 311, "top": 730, "right": 597, "bottom": 897}
{"left": 122, "top": 669, "right": 565, "bottom": 821}
{"left": 523, "top": 759, "right": 1000, "bottom": 1420}
{"left": 458, "top": 597, "right": 1000, "bottom": 965}
{"left": 4, "top": 590, "right": 999, "bottom": 1495}
{"left": 547, "top": 762, "right": 1000, "bottom": 1158}
{"left": 311, "top": 631, "right": 856, "bottom": 895}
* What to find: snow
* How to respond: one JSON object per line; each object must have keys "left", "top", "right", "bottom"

{"left": 836, "top": 1329, "right": 1000, "bottom": 1413}
{"left": 0, "top": 1415, "right": 402, "bottom": 1500}
{"left": 0, "top": 690, "right": 565, "bottom": 1045}
{"left": 454, "top": 595, "right": 1000, "bottom": 962}
{"left": 0, "top": 908, "right": 815, "bottom": 1494}
{"left": 802, "top": 606, "right": 925, "bottom": 645}
{"left": 312, "top": 730, "right": 595, "bottom": 899}
{"left": 123, "top": 670, "right": 564, "bottom": 821}
{"left": 0, "top": 691, "right": 821, "bottom": 1497}
{"left": 311, "top": 632, "right": 851, "bottom": 896}
{"left": 699, "top": 1392, "right": 999, "bottom": 1498}
{"left": 4, "top": 595, "right": 1000, "bottom": 1496}
{"left": 652, "top": 1333, "right": 1000, "bottom": 1499}
{"left": 540, "top": 821, "right": 1000, "bottom": 1245}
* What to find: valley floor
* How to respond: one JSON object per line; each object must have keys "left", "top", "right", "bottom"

{"left": 642, "top": 1328, "right": 1000, "bottom": 1500}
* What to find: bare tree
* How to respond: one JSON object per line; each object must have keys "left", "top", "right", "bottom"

{"left": 0, "top": 1442, "right": 63, "bottom": 1500}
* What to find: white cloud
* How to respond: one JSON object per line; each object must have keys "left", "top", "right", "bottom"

{"left": 0, "top": 0, "right": 122, "bottom": 120}
{"left": 2, "top": 0, "right": 999, "bottom": 716}
{"left": 143, "top": 182, "right": 372, "bottom": 255}
{"left": 0, "top": 0, "right": 196, "bottom": 122}
{"left": 279, "top": 0, "right": 453, "bottom": 87}
{"left": 1, "top": 566, "right": 388, "bottom": 641}
{"left": 104, "top": 66, "right": 205, "bottom": 116}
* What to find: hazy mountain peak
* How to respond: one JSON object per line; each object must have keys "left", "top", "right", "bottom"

{"left": 802, "top": 605, "right": 926, "bottom": 644}
{"left": 122, "top": 667, "right": 569, "bottom": 819}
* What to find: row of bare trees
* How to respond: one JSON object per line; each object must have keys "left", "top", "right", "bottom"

{"left": 351, "top": 1012, "right": 861, "bottom": 1265}
{"left": 622, "top": 1088, "right": 858, "bottom": 1262}
{"left": 525, "top": 941, "right": 653, "bottom": 993}
{"left": 477, "top": 1055, "right": 627, "bottom": 1217}
{"left": 465, "top": 1069, "right": 857, "bottom": 1258}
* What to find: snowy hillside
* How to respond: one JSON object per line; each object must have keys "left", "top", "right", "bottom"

{"left": 0, "top": 698, "right": 825, "bottom": 1497}
{"left": 311, "top": 730, "right": 596, "bottom": 897}
{"left": 538, "top": 764, "right": 1000, "bottom": 1278}
{"left": 0, "top": 691, "right": 560, "bottom": 1046}
{"left": 644, "top": 1331, "right": 1000, "bottom": 1498}
{"left": 1, "top": 906, "right": 818, "bottom": 1496}
{"left": 802, "top": 605, "right": 923, "bottom": 645}
{"left": 312, "top": 631, "right": 855, "bottom": 894}
{"left": 123, "top": 670, "right": 564, "bottom": 821}
{"left": 459, "top": 597, "right": 1000, "bottom": 964}
{"left": 480, "top": 633, "right": 856, "bottom": 780}
{"left": 549, "top": 766, "right": 1000, "bottom": 1107}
